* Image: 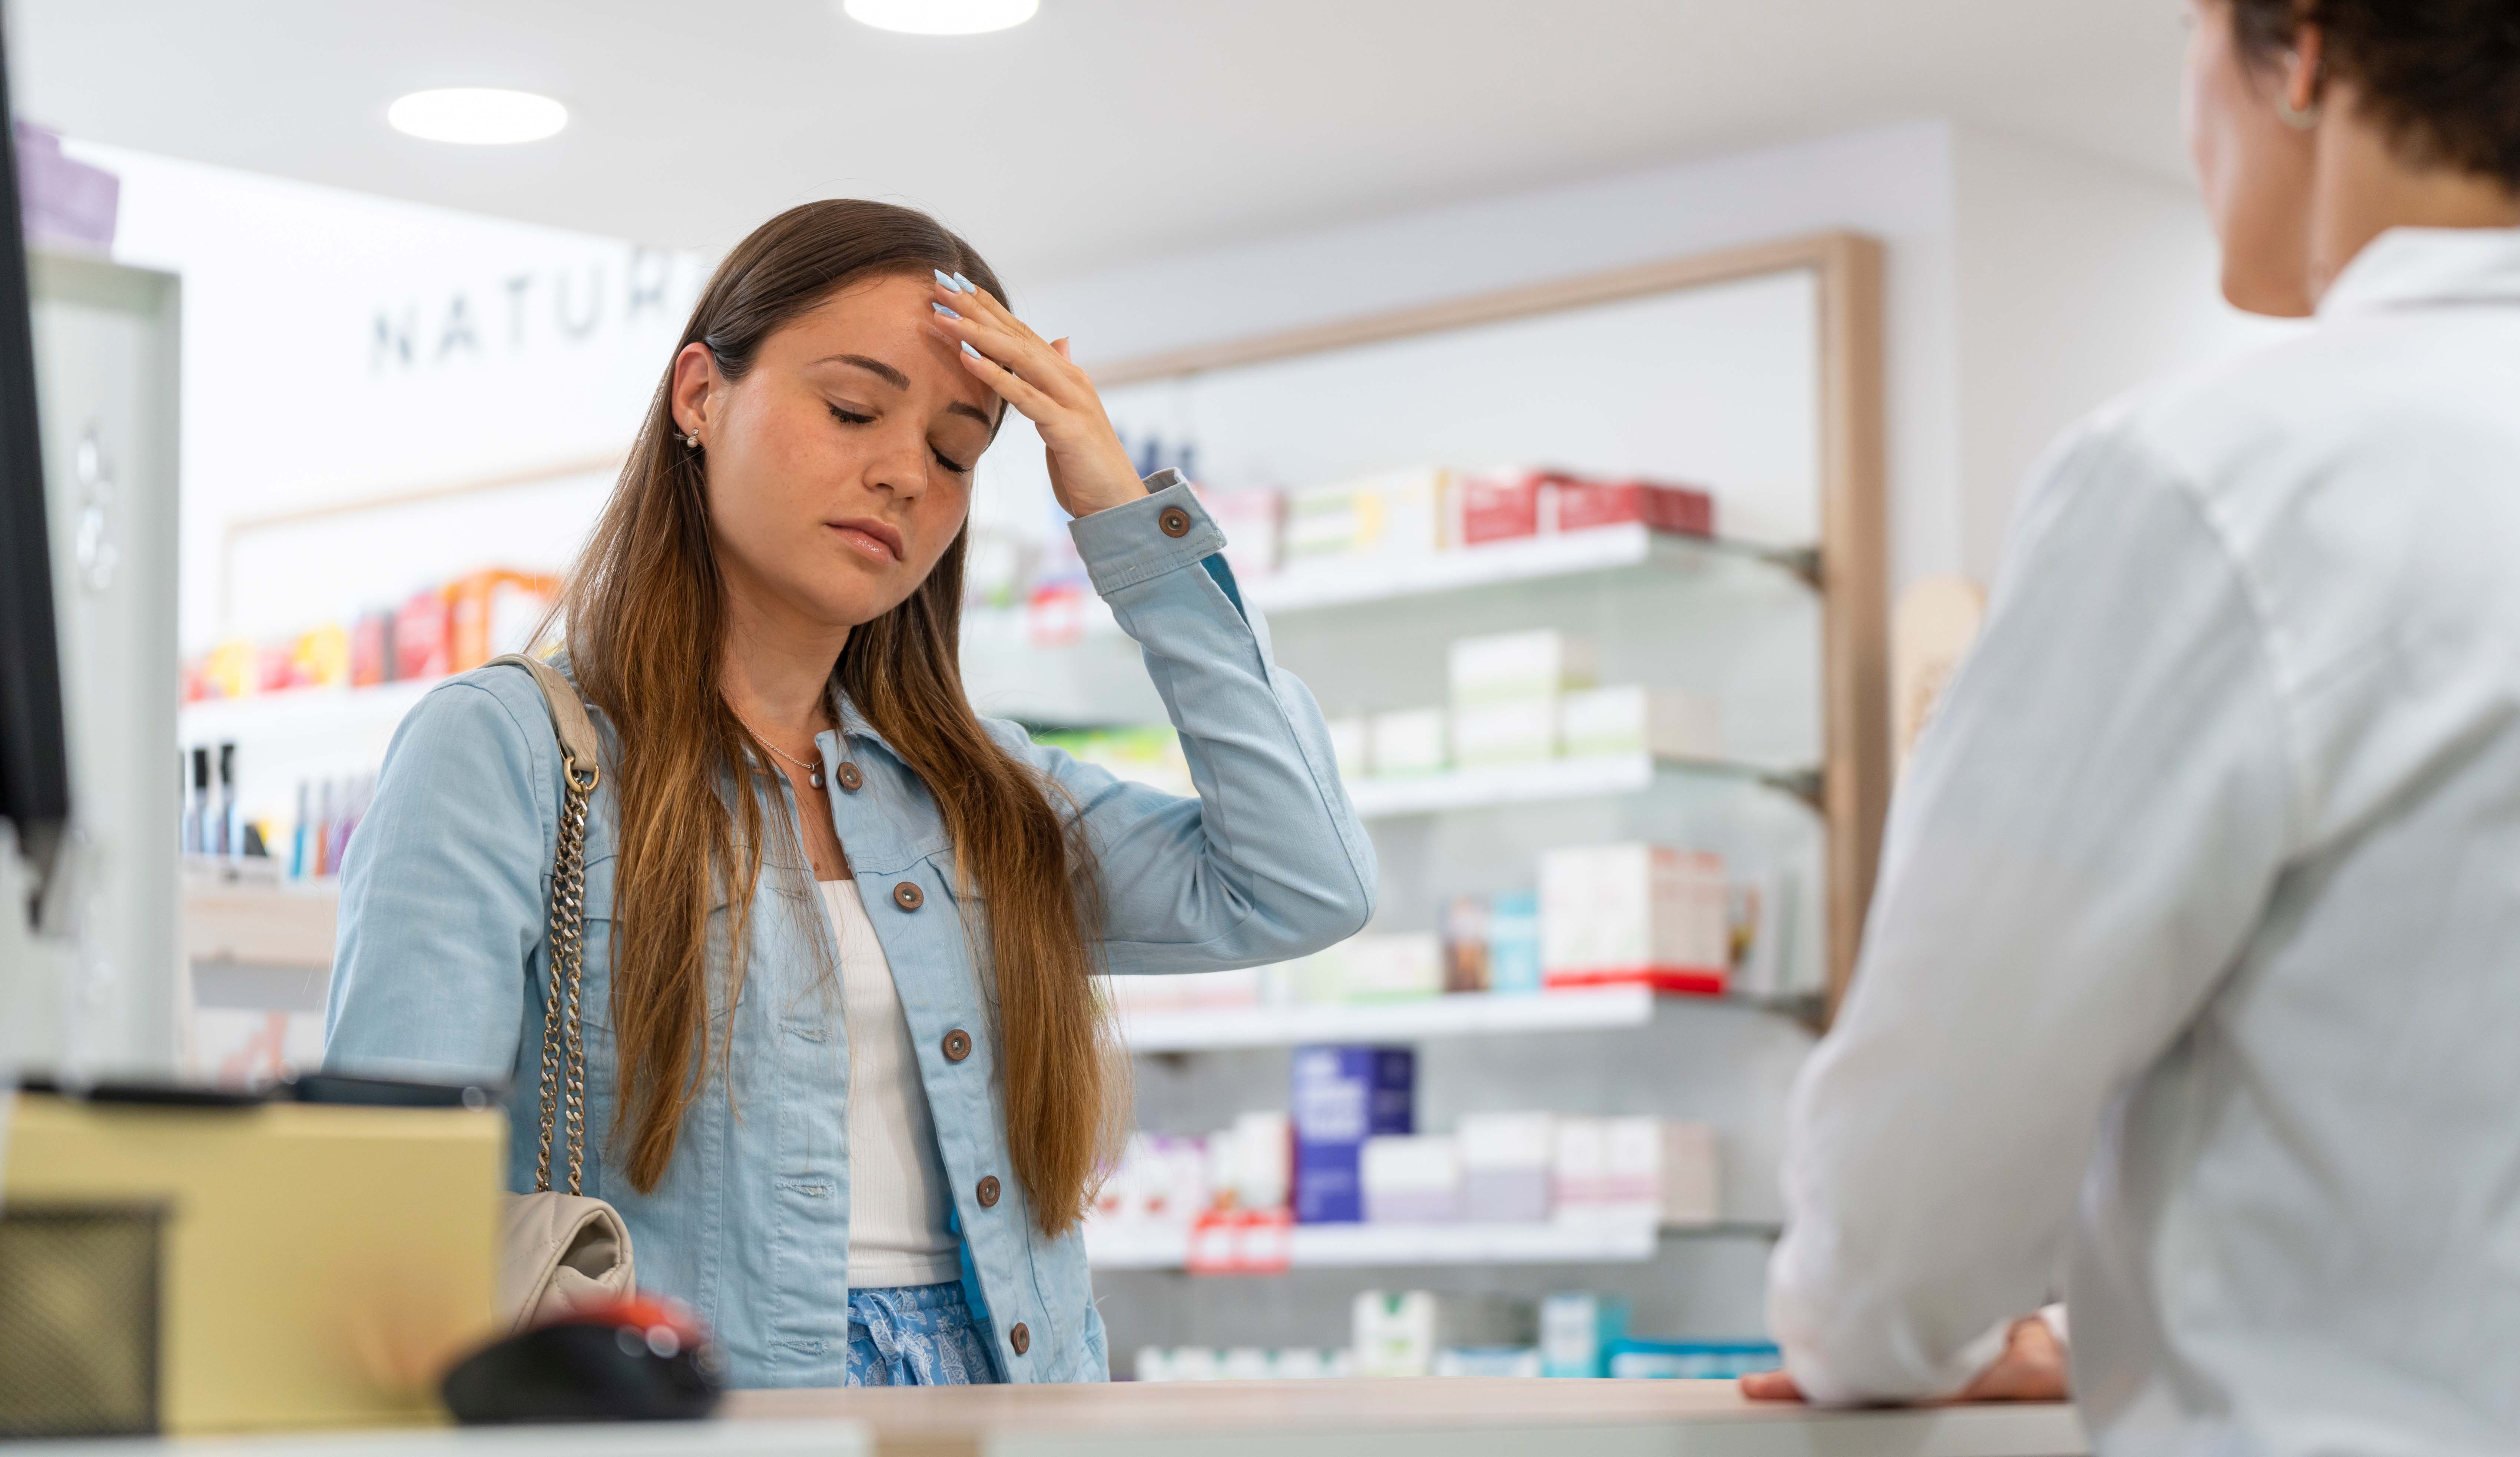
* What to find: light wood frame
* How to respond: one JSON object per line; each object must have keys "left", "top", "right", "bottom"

{"left": 1096, "top": 233, "right": 1889, "bottom": 1019}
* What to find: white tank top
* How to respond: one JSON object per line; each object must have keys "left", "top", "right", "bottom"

{"left": 818, "top": 878, "right": 962, "bottom": 1287}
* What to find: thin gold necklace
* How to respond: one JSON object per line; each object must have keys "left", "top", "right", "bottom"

{"left": 735, "top": 710, "right": 827, "bottom": 790}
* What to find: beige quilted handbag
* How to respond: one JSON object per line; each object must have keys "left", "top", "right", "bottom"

{"left": 489, "top": 653, "right": 636, "bottom": 1334}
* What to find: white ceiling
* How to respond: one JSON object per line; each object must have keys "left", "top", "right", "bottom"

{"left": 16, "top": 0, "right": 2194, "bottom": 282}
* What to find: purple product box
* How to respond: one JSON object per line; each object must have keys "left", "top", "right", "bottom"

{"left": 1290, "top": 1044, "right": 1414, "bottom": 1223}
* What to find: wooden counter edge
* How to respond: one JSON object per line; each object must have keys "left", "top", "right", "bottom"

{"left": 727, "top": 1380, "right": 2088, "bottom": 1457}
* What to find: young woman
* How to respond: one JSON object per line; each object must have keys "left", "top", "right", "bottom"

{"left": 324, "top": 201, "right": 1375, "bottom": 1388}
{"left": 1753, "top": 1, "right": 2520, "bottom": 1449}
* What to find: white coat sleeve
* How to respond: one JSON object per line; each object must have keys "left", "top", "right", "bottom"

{"left": 1766, "top": 420, "right": 2301, "bottom": 1403}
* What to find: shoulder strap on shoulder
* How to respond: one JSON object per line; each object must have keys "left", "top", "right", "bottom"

{"left": 487, "top": 653, "right": 601, "bottom": 778}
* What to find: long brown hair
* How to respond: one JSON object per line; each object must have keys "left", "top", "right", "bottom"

{"left": 557, "top": 200, "right": 1123, "bottom": 1234}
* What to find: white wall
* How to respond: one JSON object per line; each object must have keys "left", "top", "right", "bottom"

{"left": 1948, "top": 129, "right": 2302, "bottom": 580}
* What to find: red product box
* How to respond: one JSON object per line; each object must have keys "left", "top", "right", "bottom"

{"left": 1456, "top": 472, "right": 1542, "bottom": 546}
{"left": 1541, "top": 965, "right": 1729, "bottom": 997}
{"left": 394, "top": 588, "right": 450, "bottom": 682}
{"left": 1542, "top": 473, "right": 1717, "bottom": 538}
{"left": 1185, "top": 1207, "right": 1294, "bottom": 1276}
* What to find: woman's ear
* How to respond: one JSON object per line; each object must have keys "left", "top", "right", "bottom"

{"left": 669, "top": 341, "right": 721, "bottom": 443}
{"left": 2285, "top": 24, "right": 2326, "bottom": 119}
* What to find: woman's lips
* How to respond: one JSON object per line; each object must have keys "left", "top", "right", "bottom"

{"left": 827, "top": 517, "right": 904, "bottom": 562}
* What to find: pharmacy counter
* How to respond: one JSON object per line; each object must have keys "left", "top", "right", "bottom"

{"left": 16, "top": 1383, "right": 2086, "bottom": 1457}
{"left": 735, "top": 1379, "right": 2088, "bottom": 1457}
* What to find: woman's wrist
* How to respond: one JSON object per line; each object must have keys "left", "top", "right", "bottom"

{"left": 1058, "top": 447, "right": 1151, "bottom": 518}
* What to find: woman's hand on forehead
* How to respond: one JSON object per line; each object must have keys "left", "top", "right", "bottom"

{"left": 924, "top": 271, "right": 1148, "bottom": 519}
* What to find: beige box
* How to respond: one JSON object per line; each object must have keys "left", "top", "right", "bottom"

{"left": 3, "top": 1092, "right": 504, "bottom": 1433}
{"left": 1558, "top": 685, "right": 1725, "bottom": 761}
{"left": 1451, "top": 698, "right": 1559, "bottom": 768}
{"left": 1367, "top": 707, "right": 1450, "bottom": 778}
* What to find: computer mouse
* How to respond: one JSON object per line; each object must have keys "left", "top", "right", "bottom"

{"left": 440, "top": 1295, "right": 723, "bottom": 1424}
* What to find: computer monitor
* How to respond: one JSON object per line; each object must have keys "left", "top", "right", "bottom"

{"left": 0, "top": 18, "right": 72, "bottom": 914}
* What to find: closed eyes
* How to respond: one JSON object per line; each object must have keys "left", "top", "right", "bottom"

{"left": 829, "top": 403, "right": 973, "bottom": 475}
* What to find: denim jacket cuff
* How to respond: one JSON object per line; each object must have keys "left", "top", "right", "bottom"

{"left": 1069, "top": 468, "right": 1229, "bottom": 599}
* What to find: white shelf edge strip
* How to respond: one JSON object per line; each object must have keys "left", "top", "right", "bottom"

{"left": 1085, "top": 1218, "right": 1667, "bottom": 1270}
{"left": 1345, "top": 753, "right": 1815, "bottom": 818}
{"left": 1115, "top": 986, "right": 1655, "bottom": 1052}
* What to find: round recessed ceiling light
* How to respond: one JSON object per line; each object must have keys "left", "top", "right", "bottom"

{"left": 387, "top": 88, "right": 568, "bottom": 145}
{"left": 842, "top": 0, "right": 1038, "bottom": 36}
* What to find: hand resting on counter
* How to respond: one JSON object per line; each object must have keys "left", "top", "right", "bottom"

{"left": 1740, "top": 1312, "right": 2068, "bottom": 1404}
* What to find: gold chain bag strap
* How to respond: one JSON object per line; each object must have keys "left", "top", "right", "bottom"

{"left": 488, "top": 653, "right": 637, "bottom": 1333}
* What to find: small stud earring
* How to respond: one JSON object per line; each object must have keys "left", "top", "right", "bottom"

{"left": 681, "top": 430, "right": 702, "bottom": 449}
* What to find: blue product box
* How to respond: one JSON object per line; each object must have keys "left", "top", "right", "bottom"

{"left": 1605, "top": 1340, "right": 1784, "bottom": 1380}
{"left": 1290, "top": 1044, "right": 1415, "bottom": 1223}
{"left": 1487, "top": 890, "right": 1543, "bottom": 995}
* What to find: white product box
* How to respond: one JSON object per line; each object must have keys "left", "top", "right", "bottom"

{"left": 1368, "top": 706, "right": 1450, "bottom": 778}
{"left": 1362, "top": 1134, "right": 1462, "bottom": 1224}
{"left": 1277, "top": 942, "right": 1352, "bottom": 1004}
{"left": 1450, "top": 698, "right": 1559, "bottom": 768}
{"left": 1324, "top": 716, "right": 1370, "bottom": 781}
{"left": 1540, "top": 1291, "right": 1630, "bottom": 1378}
{"left": 1270, "top": 1347, "right": 1344, "bottom": 1380}
{"left": 1539, "top": 842, "right": 1731, "bottom": 995}
{"left": 1432, "top": 1346, "right": 1544, "bottom": 1378}
{"left": 1094, "top": 1136, "right": 1148, "bottom": 1223}
{"left": 1448, "top": 630, "right": 1599, "bottom": 708}
{"left": 1556, "top": 1117, "right": 1721, "bottom": 1226}
{"left": 1351, "top": 1291, "right": 1536, "bottom": 1378}
{"left": 1221, "top": 1110, "right": 1292, "bottom": 1211}
{"left": 1552, "top": 1117, "right": 1610, "bottom": 1211}
{"left": 1558, "top": 685, "right": 1724, "bottom": 761}
{"left": 1459, "top": 1112, "right": 1556, "bottom": 1223}
{"left": 1142, "top": 1132, "right": 1212, "bottom": 1224}
{"left": 1342, "top": 933, "right": 1443, "bottom": 1002}
{"left": 1284, "top": 468, "right": 1450, "bottom": 561}
{"left": 1221, "top": 1348, "right": 1274, "bottom": 1381}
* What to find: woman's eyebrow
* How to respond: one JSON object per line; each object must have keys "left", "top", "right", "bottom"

{"left": 813, "top": 353, "right": 910, "bottom": 390}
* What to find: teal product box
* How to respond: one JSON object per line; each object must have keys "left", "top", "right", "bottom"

{"left": 1605, "top": 1340, "right": 1784, "bottom": 1380}
{"left": 1540, "top": 1291, "right": 1631, "bottom": 1377}
{"left": 1488, "top": 890, "right": 1543, "bottom": 994}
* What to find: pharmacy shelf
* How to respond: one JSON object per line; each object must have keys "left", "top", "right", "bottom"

{"left": 1085, "top": 1218, "right": 1780, "bottom": 1271}
{"left": 1245, "top": 524, "right": 1816, "bottom": 615}
{"left": 178, "top": 676, "right": 444, "bottom": 745}
{"left": 1346, "top": 752, "right": 1820, "bottom": 818}
{"left": 1117, "top": 986, "right": 1656, "bottom": 1052}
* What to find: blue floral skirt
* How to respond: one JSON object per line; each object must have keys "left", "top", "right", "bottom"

{"left": 844, "top": 1281, "right": 1002, "bottom": 1386}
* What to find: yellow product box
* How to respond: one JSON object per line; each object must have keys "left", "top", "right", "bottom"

{"left": 2, "top": 1092, "right": 504, "bottom": 1434}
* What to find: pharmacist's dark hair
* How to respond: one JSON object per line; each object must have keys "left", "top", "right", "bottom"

{"left": 554, "top": 199, "right": 1123, "bottom": 1233}
{"left": 2226, "top": 0, "right": 2520, "bottom": 189}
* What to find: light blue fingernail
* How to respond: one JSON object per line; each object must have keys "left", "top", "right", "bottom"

{"left": 932, "top": 301, "right": 960, "bottom": 320}
{"left": 952, "top": 272, "right": 975, "bottom": 293}
{"left": 933, "top": 268, "right": 960, "bottom": 292}
{"left": 961, "top": 341, "right": 983, "bottom": 361}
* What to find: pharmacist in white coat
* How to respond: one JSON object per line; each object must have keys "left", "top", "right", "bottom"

{"left": 1755, "top": 5, "right": 2520, "bottom": 1454}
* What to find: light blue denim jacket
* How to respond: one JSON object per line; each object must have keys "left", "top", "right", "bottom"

{"left": 323, "top": 476, "right": 1376, "bottom": 1388}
